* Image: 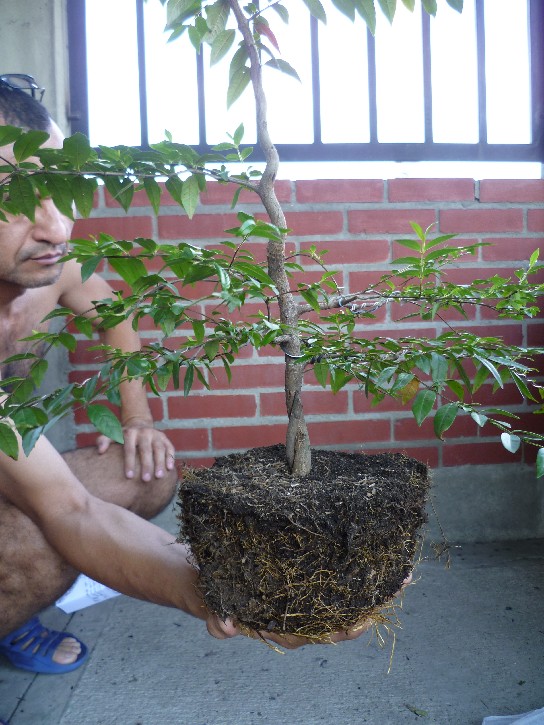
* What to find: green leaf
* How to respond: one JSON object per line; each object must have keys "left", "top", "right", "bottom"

{"left": 72, "top": 175, "right": 96, "bottom": 217}
{"left": 331, "top": 0, "right": 356, "bottom": 20}
{"left": 87, "top": 404, "right": 124, "bottom": 444}
{"left": 227, "top": 66, "right": 251, "bottom": 108}
{"left": 43, "top": 174, "right": 74, "bottom": 218}
{"left": 377, "top": 0, "right": 396, "bottom": 23}
{"left": 204, "top": 339, "right": 220, "bottom": 361}
{"left": 301, "top": 0, "right": 327, "bottom": 23}
{"left": 181, "top": 174, "right": 200, "bottom": 218}
{"left": 192, "top": 319, "right": 205, "bottom": 343}
{"left": 445, "top": 379, "right": 465, "bottom": 401}
{"left": 109, "top": 257, "right": 148, "bottom": 286}
{"left": 412, "top": 389, "right": 436, "bottom": 425}
{"left": 300, "top": 288, "right": 321, "bottom": 313}
{"left": 104, "top": 176, "right": 134, "bottom": 212}
{"left": 80, "top": 257, "right": 102, "bottom": 283}
{"left": 445, "top": 0, "right": 463, "bottom": 11}
{"left": 474, "top": 355, "right": 503, "bottom": 388}
{"left": 233, "top": 123, "right": 244, "bottom": 146}
{"left": 395, "top": 238, "right": 422, "bottom": 252}
{"left": 355, "top": 0, "right": 377, "bottom": 34}
{"left": 13, "top": 130, "right": 49, "bottom": 162}
{"left": 471, "top": 411, "right": 487, "bottom": 427}
{"left": 430, "top": 352, "right": 448, "bottom": 386}
{"left": 434, "top": 403, "right": 458, "bottom": 439}
{"left": 165, "top": 175, "right": 184, "bottom": 206}
{"left": 9, "top": 174, "right": 37, "bottom": 221}
{"left": 229, "top": 45, "right": 249, "bottom": 81}
{"left": 400, "top": 0, "right": 415, "bottom": 9}
{"left": 313, "top": 361, "right": 328, "bottom": 387}
{"left": 0, "top": 124, "right": 23, "bottom": 146}
{"left": 510, "top": 370, "right": 536, "bottom": 402}
{"left": 62, "top": 133, "right": 93, "bottom": 169}
{"left": 144, "top": 177, "right": 162, "bottom": 216}
{"left": 184, "top": 365, "right": 194, "bottom": 396}
{"left": 501, "top": 432, "right": 521, "bottom": 454}
{"left": 536, "top": 449, "right": 544, "bottom": 478}
{"left": 0, "top": 422, "right": 19, "bottom": 459}
{"left": 271, "top": 4, "right": 289, "bottom": 22}
{"left": 264, "top": 59, "right": 301, "bottom": 81}
{"left": 29, "top": 358, "right": 48, "bottom": 387}
{"left": 422, "top": 0, "right": 437, "bottom": 15}
{"left": 210, "top": 29, "right": 235, "bottom": 65}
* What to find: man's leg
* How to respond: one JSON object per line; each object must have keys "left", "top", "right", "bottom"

{"left": 0, "top": 443, "right": 177, "bottom": 649}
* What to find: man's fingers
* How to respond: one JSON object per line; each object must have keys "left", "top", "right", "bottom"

{"left": 96, "top": 434, "right": 111, "bottom": 455}
{"left": 122, "top": 429, "right": 137, "bottom": 479}
{"left": 135, "top": 435, "right": 154, "bottom": 482}
{"left": 206, "top": 616, "right": 239, "bottom": 640}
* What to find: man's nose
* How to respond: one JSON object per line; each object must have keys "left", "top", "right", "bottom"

{"left": 32, "top": 198, "right": 73, "bottom": 245}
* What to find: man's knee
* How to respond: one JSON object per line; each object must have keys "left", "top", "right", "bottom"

{"left": 62, "top": 444, "right": 178, "bottom": 519}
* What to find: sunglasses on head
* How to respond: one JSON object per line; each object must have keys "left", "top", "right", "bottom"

{"left": 0, "top": 73, "right": 45, "bottom": 102}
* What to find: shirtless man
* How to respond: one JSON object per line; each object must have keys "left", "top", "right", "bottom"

{"left": 0, "top": 76, "right": 381, "bottom": 691}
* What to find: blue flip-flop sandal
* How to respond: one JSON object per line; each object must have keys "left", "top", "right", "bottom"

{"left": 0, "top": 617, "right": 88, "bottom": 674}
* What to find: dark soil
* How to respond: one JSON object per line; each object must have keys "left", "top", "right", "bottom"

{"left": 178, "top": 445, "right": 430, "bottom": 639}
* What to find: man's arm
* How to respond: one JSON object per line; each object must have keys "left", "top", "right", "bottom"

{"left": 58, "top": 260, "right": 175, "bottom": 481}
{"left": 0, "top": 435, "right": 374, "bottom": 648}
{"left": 0, "top": 432, "right": 229, "bottom": 635}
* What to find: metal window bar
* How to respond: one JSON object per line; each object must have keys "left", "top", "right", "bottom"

{"left": 67, "top": 0, "right": 544, "bottom": 162}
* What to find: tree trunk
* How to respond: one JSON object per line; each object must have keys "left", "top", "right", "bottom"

{"left": 229, "top": 0, "right": 311, "bottom": 475}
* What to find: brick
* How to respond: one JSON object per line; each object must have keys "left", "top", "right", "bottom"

{"left": 388, "top": 179, "right": 474, "bottom": 202}
{"left": 284, "top": 211, "right": 344, "bottom": 236}
{"left": 479, "top": 180, "right": 544, "bottom": 202}
{"left": 200, "top": 180, "right": 292, "bottom": 205}
{"left": 439, "top": 209, "right": 523, "bottom": 233}
{"left": 69, "top": 340, "right": 103, "bottom": 366}
{"left": 380, "top": 446, "right": 439, "bottom": 468}
{"left": 75, "top": 432, "right": 102, "bottom": 448}
{"left": 527, "top": 323, "right": 544, "bottom": 346}
{"left": 528, "top": 209, "right": 544, "bottom": 232}
{"left": 158, "top": 213, "right": 238, "bottom": 240}
{"left": 73, "top": 215, "right": 154, "bottom": 240}
{"left": 164, "top": 427, "right": 210, "bottom": 452}
{"left": 296, "top": 179, "right": 384, "bottom": 204}
{"left": 353, "top": 392, "right": 405, "bottom": 414}
{"left": 167, "top": 393, "right": 256, "bottom": 419}
{"left": 212, "top": 423, "right": 287, "bottom": 450}
{"left": 442, "top": 441, "right": 521, "bottom": 466}
{"left": 393, "top": 413, "right": 475, "bottom": 442}
{"left": 481, "top": 236, "right": 543, "bottom": 262}
{"left": 210, "top": 362, "right": 285, "bottom": 390}
{"left": 349, "top": 209, "right": 436, "bottom": 234}
{"left": 302, "top": 389, "right": 350, "bottom": 415}
{"left": 300, "top": 239, "right": 389, "bottom": 265}
{"left": 307, "top": 418, "right": 390, "bottom": 446}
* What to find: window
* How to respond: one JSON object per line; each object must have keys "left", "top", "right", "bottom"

{"left": 68, "top": 0, "right": 543, "bottom": 177}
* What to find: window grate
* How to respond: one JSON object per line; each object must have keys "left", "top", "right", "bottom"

{"left": 67, "top": 0, "right": 544, "bottom": 162}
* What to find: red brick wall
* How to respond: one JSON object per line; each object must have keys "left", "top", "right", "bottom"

{"left": 70, "top": 178, "right": 544, "bottom": 470}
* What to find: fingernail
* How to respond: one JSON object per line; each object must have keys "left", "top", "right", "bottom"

{"left": 126, "top": 470, "right": 134, "bottom": 479}
{"left": 142, "top": 473, "right": 151, "bottom": 482}
{"left": 156, "top": 469, "right": 164, "bottom": 478}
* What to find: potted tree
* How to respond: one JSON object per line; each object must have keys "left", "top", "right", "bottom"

{"left": 1, "top": 0, "right": 542, "bottom": 642}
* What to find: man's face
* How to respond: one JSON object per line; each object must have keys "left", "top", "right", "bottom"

{"left": 0, "top": 120, "right": 73, "bottom": 290}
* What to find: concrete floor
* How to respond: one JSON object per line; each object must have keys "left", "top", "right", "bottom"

{"left": 1, "top": 513, "right": 543, "bottom": 725}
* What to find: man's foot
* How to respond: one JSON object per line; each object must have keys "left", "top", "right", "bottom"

{"left": 0, "top": 617, "right": 88, "bottom": 674}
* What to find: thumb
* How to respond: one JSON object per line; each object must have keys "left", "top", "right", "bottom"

{"left": 96, "top": 435, "right": 111, "bottom": 454}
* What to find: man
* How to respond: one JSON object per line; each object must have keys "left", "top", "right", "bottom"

{"left": 0, "top": 76, "right": 379, "bottom": 683}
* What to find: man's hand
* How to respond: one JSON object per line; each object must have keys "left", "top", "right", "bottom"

{"left": 204, "top": 574, "right": 413, "bottom": 650}
{"left": 96, "top": 420, "right": 176, "bottom": 482}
